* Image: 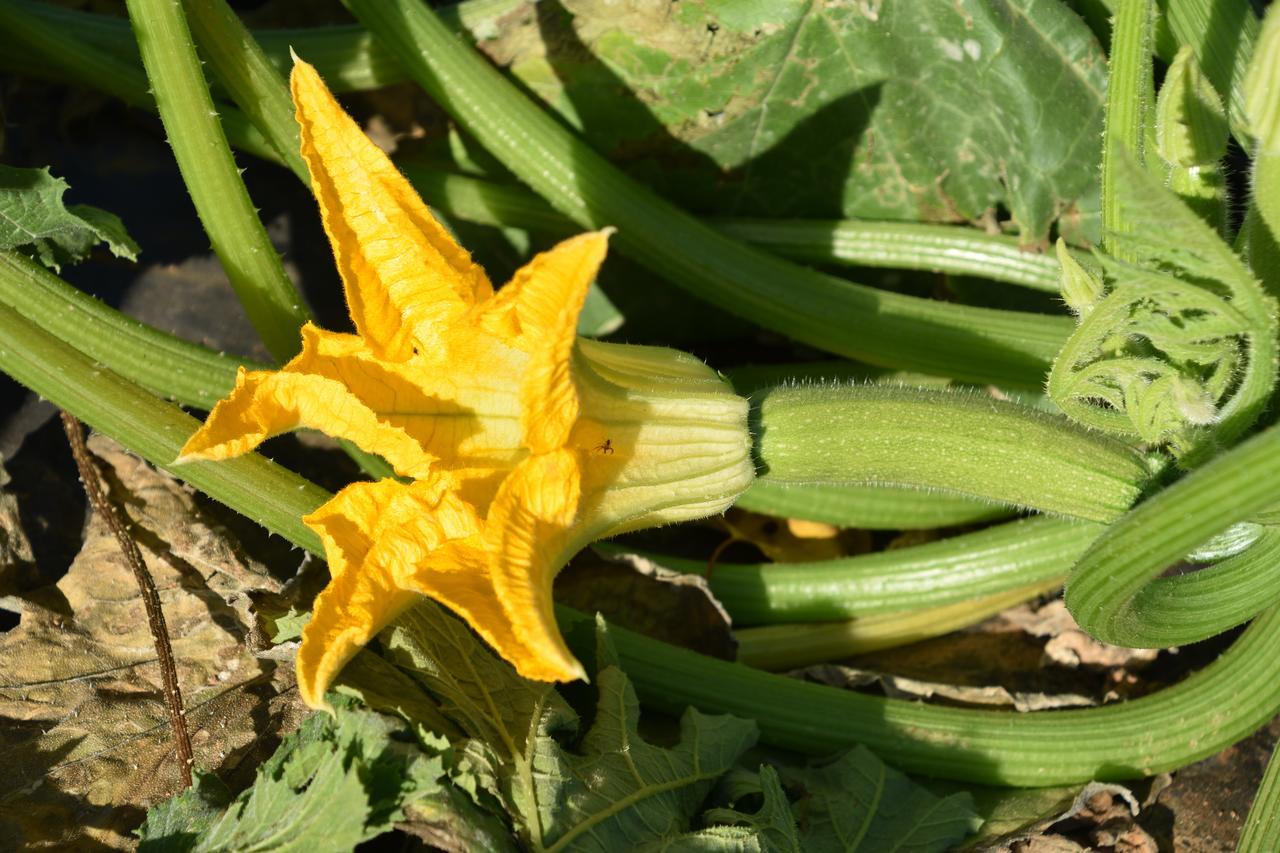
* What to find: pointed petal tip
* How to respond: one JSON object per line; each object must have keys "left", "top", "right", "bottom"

{"left": 565, "top": 658, "right": 589, "bottom": 683}
{"left": 300, "top": 684, "right": 336, "bottom": 714}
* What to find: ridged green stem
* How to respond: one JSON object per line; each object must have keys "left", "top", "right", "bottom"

{"left": 1245, "top": 4, "right": 1280, "bottom": 294}
{"left": 752, "top": 384, "right": 1150, "bottom": 523}
{"left": 5, "top": 300, "right": 1280, "bottom": 786}
{"left": 733, "top": 480, "right": 1009, "bottom": 530}
{"left": 343, "top": 0, "right": 1072, "bottom": 388}
{"left": 400, "top": 168, "right": 1067, "bottom": 293}
{"left": 1102, "top": 0, "right": 1154, "bottom": 257}
{"left": 0, "top": 302, "right": 324, "bottom": 547}
{"left": 0, "top": 251, "right": 260, "bottom": 408}
{"left": 0, "top": 0, "right": 281, "bottom": 165}
{"left": 606, "top": 516, "right": 1099, "bottom": 625}
{"left": 182, "top": 0, "right": 308, "bottom": 181}
{"left": 734, "top": 577, "right": 1062, "bottom": 670}
{"left": 125, "top": 0, "right": 311, "bottom": 362}
{"left": 1245, "top": 157, "right": 1280, "bottom": 294}
{"left": 1239, "top": 742, "right": 1280, "bottom": 852}
{"left": 578, "top": 603, "right": 1280, "bottom": 785}
{"left": 1065, "top": 422, "right": 1280, "bottom": 647}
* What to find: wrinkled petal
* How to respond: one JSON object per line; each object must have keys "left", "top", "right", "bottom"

{"left": 490, "top": 231, "right": 611, "bottom": 453}
{"left": 297, "top": 558, "right": 422, "bottom": 710}
{"left": 299, "top": 477, "right": 477, "bottom": 708}
{"left": 175, "top": 353, "right": 435, "bottom": 479}
{"left": 291, "top": 58, "right": 492, "bottom": 360}
{"left": 292, "top": 324, "right": 526, "bottom": 476}
{"left": 483, "top": 449, "right": 586, "bottom": 681}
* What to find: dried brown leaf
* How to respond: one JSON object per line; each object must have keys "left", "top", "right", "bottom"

{"left": 0, "top": 437, "right": 303, "bottom": 849}
{"left": 998, "top": 600, "right": 1160, "bottom": 670}
{"left": 795, "top": 664, "right": 1096, "bottom": 713}
{"left": 0, "top": 458, "right": 36, "bottom": 599}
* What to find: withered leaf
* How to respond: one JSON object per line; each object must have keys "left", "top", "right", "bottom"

{"left": 0, "top": 437, "right": 302, "bottom": 849}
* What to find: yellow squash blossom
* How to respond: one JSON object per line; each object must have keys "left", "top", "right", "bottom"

{"left": 176, "top": 58, "right": 755, "bottom": 708}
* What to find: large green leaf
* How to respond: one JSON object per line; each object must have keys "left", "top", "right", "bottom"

{"left": 379, "top": 604, "right": 760, "bottom": 851}
{"left": 486, "top": 0, "right": 1105, "bottom": 242}
{"left": 655, "top": 749, "right": 979, "bottom": 852}
{"left": 530, "top": 623, "right": 760, "bottom": 852}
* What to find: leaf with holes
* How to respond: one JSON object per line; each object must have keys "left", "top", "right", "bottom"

{"left": 479, "top": 0, "right": 1106, "bottom": 243}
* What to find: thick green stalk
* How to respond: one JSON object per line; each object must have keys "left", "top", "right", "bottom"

{"left": 607, "top": 516, "right": 1099, "bottom": 625}
{"left": 5, "top": 301, "right": 1280, "bottom": 786}
{"left": 733, "top": 480, "right": 1009, "bottom": 530}
{"left": 580, "top": 603, "right": 1280, "bottom": 785}
{"left": 734, "top": 577, "right": 1062, "bottom": 670}
{"left": 343, "top": 0, "right": 1071, "bottom": 388}
{"left": 0, "top": 0, "right": 281, "bottom": 165}
{"left": 0, "top": 251, "right": 260, "bottom": 407}
{"left": 400, "top": 167, "right": 1067, "bottom": 293}
{"left": 125, "top": 0, "right": 311, "bottom": 362}
{"left": 752, "top": 384, "right": 1150, "bottom": 523}
{"left": 182, "top": 0, "right": 308, "bottom": 181}
{"left": 0, "top": 302, "right": 324, "bottom": 548}
{"left": 1102, "top": 0, "right": 1154, "bottom": 256}
{"left": 1239, "top": 743, "right": 1280, "bottom": 852}
{"left": 1244, "top": 5, "right": 1280, "bottom": 294}
{"left": 1065, "top": 423, "right": 1280, "bottom": 647}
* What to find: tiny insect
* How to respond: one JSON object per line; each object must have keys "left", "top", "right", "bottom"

{"left": 594, "top": 438, "right": 614, "bottom": 455}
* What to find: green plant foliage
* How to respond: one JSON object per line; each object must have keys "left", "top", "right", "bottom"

{"left": 346, "top": 603, "right": 979, "bottom": 851}
{"left": 137, "top": 603, "right": 978, "bottom": 851}
{"left": 1153, "top": 46, "right": 1228, "bottom": 230}
{"left": 0, "top": 165, "right": 138, "bottom": 270}
{"left": 379, "top": 604, "right": 760, "bottom": 851}
{"left": 652, "top": 766, "right": 802, "bottom": 851}
{"left": 501, "top": 0, "right": 1105, "bottom": 243}
{"left": 649, "top": 747, "right": 980, "bottom": 851}
{"left": 1049, "top": 156, "right": 1277, "bottom": 457}
{"left": 137, "top": 698, "right": 448, "bottom": 852}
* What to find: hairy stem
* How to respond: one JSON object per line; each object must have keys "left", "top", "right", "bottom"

{"left": 60, "top": 411, "right": 194, "bottom": 789}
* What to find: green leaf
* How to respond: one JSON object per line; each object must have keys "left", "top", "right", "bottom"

{"left": 379, "top": 605, "right": 760, "bottom": 851}
{"left": 380, "top": 601, "right": 570, "bottom": 760}
{"left": 652, "top": 747, "right": 979, "bottom": 852}
{"left": 531, "top": 620, "right": 760, "bottom": 852}
{"left": 138, "top": 700, "right": 448, "bottom": 852}
{"left": 495, "top": 0, "right": 1105, "bottom": 242}
{"left": 775, "top": 747, "right": 980, "bottom": 852}
{"left": 1048, "top": 154, "right": 1279, "bottom": 460}
{"left": 136, "top": 773, "right": 233, "bottom": 853}
{"left": 0, "top": 165, "right": 139, "bottom": 270}
{"left": 653, "top": 766, "right": 802, "bottom": 852}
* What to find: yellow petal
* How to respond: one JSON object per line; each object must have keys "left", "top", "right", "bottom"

{"left": 175, "top": 349, "right": 434, "bottom": 479}
{"left": 298, "top": 559, "right": 422, "bottom": 710}
{"left": 299, "top": 477, "right": 476, "bottom": 708}
{"left": 290, "top": 324, "right": 525, "bottom": 476}
{"left": 291, "top": 58, "right": 492, "bottom": 360}
{"left": 489, "top": 231, "right": 611, "bottom": 453}
{"left": 482, "top": 449, "right": 586, "bottom": 681}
